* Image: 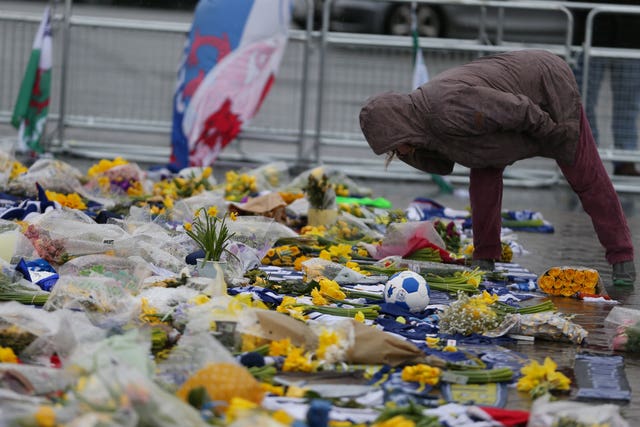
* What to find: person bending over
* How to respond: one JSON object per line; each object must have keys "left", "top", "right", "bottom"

{"left": 359, "top": 49, "right": 635, "bottom": 286}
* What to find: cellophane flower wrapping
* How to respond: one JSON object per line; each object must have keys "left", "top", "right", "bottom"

{"left": 527, "top": 393, "right": 629, "bottom": 427}
{"left": 43, "top": 275, "right": 138, "bottom": 328}
{"left": 605, "top": 306, "right": 640, "bottom": 352}
{"left": 302, "top": 257, "right": 369, "bottom": 285}
{"left": 247, "top": 161, "right": 291, "bottom": 191}
{"left": 64, "top": 330, "right": 209, "bottom": 427}
{"left": 57, "top": 254, "right": 155, "bottom": 295}
{"left": 512, "top": 312, "right": 588, "bottom": 344}
{"left": 537, "top": 265, "right": 603, "bottom": 297}
{"left": 29, "top": 209, "right": 129, "bottom": 260}
{"left": 224, "top": 217, "right": 298, "bottom": 280}
{"left": 6, "top": 158, "right": 84, "bottom": 197}
{"left": 0, "top": 301, "right": 58, "bottom": 355}
{"left": 114, "top": 223, "right": 189, "bottom": 274}
{"left": 372, "top": 221, "right": 447, "bottom": 260}
{"left": 20, "top": 310, "right": 107, "bottom": 365}
{"left": 155, "top": 330, "right": 237, "bottom": 392}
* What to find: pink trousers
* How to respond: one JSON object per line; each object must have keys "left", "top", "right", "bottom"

{"left": 470, "top": 106, "right": 634, "bottom": 265}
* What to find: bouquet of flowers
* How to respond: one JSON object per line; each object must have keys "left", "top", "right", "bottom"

{"left": 537, "top": 266, "right": 601, "bottom": 297}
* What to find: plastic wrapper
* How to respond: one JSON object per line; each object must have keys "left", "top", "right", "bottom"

{"left": 511, "top": 312, "right": 588, "bottom": 344}
{"left": 537, "top": 266, "right": 603, "bottom": 297}
{"left": 0, "top": 144, "right": 15, "bottom": 189}
{"left": 169, "top": 191, "right": 227, "bottom": 224}
{"left": 0, "top": 302, "right": 58, "bottom": 354}
{"left": 29, "top": 209, "right": 130, "bottom": 259}
{"left": 283, "top": 166, "right": 372, "bottom": 198}
{"left": 155, "top": 331, "right": 237, "bottom": 391}
{"left": 0, "top": 363, "right": 74, "bottom": 396}
{"left": 6, "top": 158, "right": 84, "bottom": 197}
{"left": 246, "top": 161, "right": 290, "bottom": 191}
{"left": 137, "top": 286, "right": 200, "bottom": 315}
{"left": 605, "top": 306, "right": 640, "bottom": 352}
{"left": 527, "top": 393, "right": 629, "bottom": 427}
{"left": 43, "top": 275, "right": 138, "bottom": 328}
{"left": 65, "top": 329, "right": 153, "bottom": 377}
{"left": 301, "top": 257, "right": 374, "bottom": 285}
{"left": 57, "top": 254, "right": 154, "bottom": 294}
{"left": 21, "top": 309, "right": 107, "bottom": 365}
{"left": 325, "top": 212, "right": 383, "bottom": 243}
{"left": 371, "top": 221, "right": 447, "bottom": 260}
{"left": 66, "top": 361, "right": 208, "bottom": 427}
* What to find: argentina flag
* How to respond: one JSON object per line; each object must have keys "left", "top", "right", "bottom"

{"left": 170, "top": 0, "right": 291, "bottom": 169}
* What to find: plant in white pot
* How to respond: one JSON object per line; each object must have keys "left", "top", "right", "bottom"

{"left": 184, "top": 206, "right": 237, "bottom": 295}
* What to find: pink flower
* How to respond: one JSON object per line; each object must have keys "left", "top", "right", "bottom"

{"left": 612, "top": 333, "right": 628, "bottom": 351}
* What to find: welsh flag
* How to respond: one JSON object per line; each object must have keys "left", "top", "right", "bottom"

{"left": 11, "top": 7, "right": 53, "bottom": 153}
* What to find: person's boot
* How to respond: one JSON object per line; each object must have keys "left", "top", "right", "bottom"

{"left": 471, "top": 259, "right": 495, "bottom": 272}
{"left": 613, "top": 163, "right": 640, "bottom": 177}
{"left": 612, "top": 261, "right": 636, "bottom": 286}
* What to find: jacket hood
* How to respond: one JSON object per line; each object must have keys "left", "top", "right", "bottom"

{"left": 359, "top": 91, "right": 426, "bottom": 155}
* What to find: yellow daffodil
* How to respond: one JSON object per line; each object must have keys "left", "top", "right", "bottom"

{"left": 316, "top": 329, "right": 339, "bottom": 360}
{"left": 285, "top": 384, "right": 307, "bottom": 398}
{"left": 230, "top": 211, "right": 238, "bottom": 221}
{"left": 272, "top": 409, "right": 294, "bottom": 425}
{"left": 354, "top": 311, "right": 365, "bottom": 323}
{"left": 226, "top": 397, "right": 259, "bottom": 423}
{"left": 517, "top": 357, "right": 571, "bottom": 398}
{"left": 183, "top": 222, "right": 192, "bottom": 232}
{"left": 311, "top": 288, "right": 329, "bottom": 305}
{"left": 189, "top": 294, "right": 210, "bottom": 305}
{"left": 10, "top": 161, "right": 28, "bottom": 179}
{"left": 283, "top": 346, "right": 315, "bottom": 372}
{"left": 0, "top": 346, "right": 18, "bottom": 363}
{"left": 372, "top": 415, "right": 416, "bottom": 427}
{"left": 327, "top": 244, "right": 353, "bottom": 260}
{"left": 319, "top": 278, "right": 346, "bottom": 300}
{"left": 33, "top": 405, "right": 56, "bottom": 427}
{"left": 207, "top": 206, "right": 218, "bottom": 217}
{"left": 268, "top": 338, "right": 292, "bottom": 357}
{"left": 87, "top": 157, "right": 128, "bottom": 177}
{"left": 401, "top": 364, "right": 441, "bottom": 386}
{"left": 260, "top": 382, "right": 285, "bottom": 396}
{"left": 425, "top": 337, "right": 440, "bottom": 347}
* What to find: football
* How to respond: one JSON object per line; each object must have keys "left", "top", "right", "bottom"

{"left": 384, "top": 270, "right": 431, "bottom": 313}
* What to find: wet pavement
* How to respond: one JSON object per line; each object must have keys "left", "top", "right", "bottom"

{"left": 362, "top": 174, "right": 640, "bottom": 419}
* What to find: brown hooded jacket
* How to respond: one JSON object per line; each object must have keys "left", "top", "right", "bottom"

{"left": 359, "top": 50, "right": 582, "bottom": 174}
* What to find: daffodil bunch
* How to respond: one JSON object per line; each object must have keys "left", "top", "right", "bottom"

{"left": 261, "top": 244, "right": 303, "bottom": 267}
{"left": 304, "top": 172, "right": 335, "bottom": 209}
{"left": 516, "top": 356, "right": 571, "bottom": 399}
{"left": 183, "top": 206, "right": 237, "bottom": 262}
{"left": 268, "top": 338, "right": 316, "bottom": 372}
{"left": 537, "top": 266, "right": 600, "bottom": 296}
{"left": 45, "top": 190, "right": 87, "bottom": 210}
{"left": 401, "top": 363, "right": 441, "bottom": 386}
{"left": 152, "top": 167, "right": 213, "bottom": 199}
{"left": 438, "top": 291, "right": 501, "bottom": 335}
{"left": 10, "top": 160, "right": 28, "bottom": 180}
{"left": 224, "top": 170, "right": 258, "bottom": 202}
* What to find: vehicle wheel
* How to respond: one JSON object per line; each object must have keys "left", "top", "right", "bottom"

{"left": 386, "top": 4, "right": 443, "bottom": 37}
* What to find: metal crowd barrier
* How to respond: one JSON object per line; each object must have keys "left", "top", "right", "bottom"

{"left": 0, "top": 0, "right": 639, "bottom": 192}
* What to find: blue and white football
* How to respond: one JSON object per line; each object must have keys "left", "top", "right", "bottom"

{"left": 384, "top": 270, "right": 431, "bottom": 313}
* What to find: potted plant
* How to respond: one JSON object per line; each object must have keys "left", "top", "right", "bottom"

{"left": 184, "top": 206, "right": 236, "bottom": 295}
